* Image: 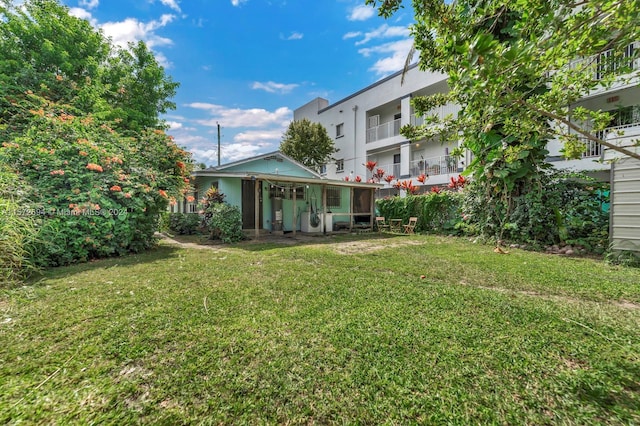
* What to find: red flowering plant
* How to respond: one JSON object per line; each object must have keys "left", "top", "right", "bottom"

{"left": 398, "top": 179, "right": 420, "bottom": 195}
{"left": 0, "top": 106, "right": 193, "bottom": 266}
{"left": 417, "top": 173, "right": 428, "bottom": 183}
{"left": 447, "top": 175, "right": 468, "bottom": 191}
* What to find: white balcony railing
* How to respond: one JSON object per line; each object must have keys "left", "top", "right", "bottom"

{"left": 410, "top": 155, "right": 458, "bottom": 177}
{"left": 579, "top": 121, "right": 640, "bottom": 158}
{"left": 411, "top": 103, "right": 462, "bottom": 127}
{"left": 366, "top": 118, "right": 402, "bottom": 143}
{"left": 568, "top": 43, "right": 639, "bottom": 81}
{"left": 374, "top": 163, "right": 401, "bottom": 180}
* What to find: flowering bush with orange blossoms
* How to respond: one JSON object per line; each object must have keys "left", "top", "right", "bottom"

{"left": 0, "top": 106, "right": 193, "bottom": 267}
{"left": 86, "top": 163, "right": 103, "bottom": 172}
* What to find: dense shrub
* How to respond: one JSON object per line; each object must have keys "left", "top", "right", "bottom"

{"left": 377, "top": 191, "right": 463, "bottom": 234}
{"left": 462, "top": 169, "right": 609, "bottom": 251}
{"left": 203, "top": 204, "right": 243, "bottom": 243}
{"left": 0, "top": 111, "right": 192, "bottom": 267}
{"left": 169, "top": 213, "right": 201, "bottom": 235}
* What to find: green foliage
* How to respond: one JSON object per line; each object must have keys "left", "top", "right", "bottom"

{"left": 0, "top": 108, "right": 192, "bottom": 266}
{"left": 168, "top": 213, "right": 201, "bottom": 235}
{"left": 280, "top": 118, "right": 338, "bottom": 172}
{"left": 0, "top": 0, "right": 189, "bottom": 268}
{"left": 0, "top": 0, "right": 178, "bottom": 138}
{"left": 0, "top": 166, "right": 37, "bottom": 285}
{"left": 462, "top": 170, "right": 610, "bottom": 250}
{"left": 204, "top": 203, "right": 244, "bottom": 243}
{"left": 377, "top": 191, "right": 464, "bottom": 234}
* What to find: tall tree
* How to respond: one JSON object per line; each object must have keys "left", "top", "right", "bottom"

{"left": 280, "top": 118, "right": 338, "bottom": 172}
{"left": 366, "top": 0, "right": 640, "bottom": 161}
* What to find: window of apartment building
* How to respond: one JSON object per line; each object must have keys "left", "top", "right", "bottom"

{"left": 327, "top": 186, "right": 341, "bottom": 208}
{"left": 320, "top": 164, "right": 327, "bottom": 175}
{"left": 336, "top": 159, "right": 344, "bottom": 172}
{"left": 336, "top": 123, "right": 344, "bottom": 138}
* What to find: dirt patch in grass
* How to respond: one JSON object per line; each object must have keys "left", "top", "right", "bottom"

{"left": 329, "top": 238, "right": 425, "bottom": 254}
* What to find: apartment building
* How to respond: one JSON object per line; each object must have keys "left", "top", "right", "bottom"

{"left": 294, "top": 43, "right": 640, "bottom": 195}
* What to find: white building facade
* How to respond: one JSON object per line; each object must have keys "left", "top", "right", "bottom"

{"left": 295, "top": 45, "right": 640, "bottom": 196}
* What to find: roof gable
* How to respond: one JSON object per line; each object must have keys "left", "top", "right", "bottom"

{"left": 205, "top": 151, "right": 321, "bottom": 178}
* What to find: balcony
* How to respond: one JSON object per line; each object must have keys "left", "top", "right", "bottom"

{"left": 366, "top": 118, "right": 401, "bottom": 143}
{"left": 411, "top": 103, "right": 462, "bottom": 127}
{"left": 410, "top": 155, "right": 459, "bottom": 177}
{"left": 580, "top": 121, "right": 640, "bottom": 158}
{"left": 568, "top": 42, "right": 639, "bottom": 81}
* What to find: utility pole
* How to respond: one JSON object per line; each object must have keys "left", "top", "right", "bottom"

{"left": 217, "top": 122, "right": 221, "bottom": 167}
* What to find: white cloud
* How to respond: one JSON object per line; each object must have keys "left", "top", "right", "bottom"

{"left": 221, "top": 142, "right": 276, "bottom": 162}
{"left": 348, "top": 4, "right": 375, "bottom": 21}
{"left": 166, "top": 121, "right": 183, "bottom": 130}
{"left": 101, "top": 14, "right": 176, "bottom": 49}
{"left": 359, "top": 39, "right": 416, "bottom": 75}
{"left": 233, "top": 129, "right": 285, "bottom": 144}
{"left": 282, "top": 32, "right": 303, "bottom": 41}
{"left": 68, "top": 7, "right": 98, "bottom": 26}
{"left": 187, "top": 103, "right": 292, "bottom": 128}
{"left": 251, "top": 81, "right": 299, "bottom": 94}
{"left": 79, "top": 0, "right": 99, "bottom": 9}
{"left": 231, "top": 0, "right": 248, "bottom": 6}
{"left": 343, "top": 31, "right": 361, "bottom": 40}
{"left": 158, "top": 0, "right": 181, "bottom": 12}
{"left": 355, "top": 24, "right": 409, "bottom": 46}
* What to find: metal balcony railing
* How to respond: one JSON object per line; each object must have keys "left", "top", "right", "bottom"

{"left": 568, "top": 43, "right": 639, "bottom": 81}
{"left": 366, "top": 118, "right": 402, "bottom": 143}
{"left": 410, "top": 103, "right": 462, "bottom": 127}
{"left": 578, "top": 121, "right": 640, "bottom": 158}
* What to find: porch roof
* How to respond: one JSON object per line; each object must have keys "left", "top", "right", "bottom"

{"left": 192, "top": 170, "right": 384, "bottom": 189}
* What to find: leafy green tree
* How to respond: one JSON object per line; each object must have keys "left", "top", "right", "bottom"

{"left": 280, "top": 118, "right": 338, "bottom": 172}
{"left": 0, "top": 0, "right": 178, "bottom": 137}
{"left": 366, "top": 0, "right": 640, "bottom": 161}
{"left": 0, "top": 0, "right": 191, "bottom": 267}
{"left": 101, "top": 41, "right": 179, "bottom": 133}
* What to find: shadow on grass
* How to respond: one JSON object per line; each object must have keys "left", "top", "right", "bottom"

{"left": 25, "top": 244, "right": 183, "bottom": 285}
{"left": 573, "top": 361, "right": 640, "bottom": 416}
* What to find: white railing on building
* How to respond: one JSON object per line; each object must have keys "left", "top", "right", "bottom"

{"left": 580, "top": 121, "right": 640, "bottom": 158}
{"left": 410, "top": 155, "right": 458, "bottom": 177}
{"left": 411, "top": 103, "right": 462, "bottom": 127}
{"left": 366, "top": 118, "right": 402, "bottom": 143}
{"left": 568, "top": 42, "right": 639, "bottom": 81}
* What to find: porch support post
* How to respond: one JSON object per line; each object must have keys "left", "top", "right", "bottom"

{"left": 292, "top": 186, "right": 297, "bottom": 237}
{"left": 370, "top": 188, "right": 375, "bottom": 229}
{"left": 322, "top": 184, "right": 327, "bottom": 234}
{"left": 349, "top": 186, "right": 354, "bottom": 232}
{"left": 254, "top": 179, "right": 260, "bottom": 239}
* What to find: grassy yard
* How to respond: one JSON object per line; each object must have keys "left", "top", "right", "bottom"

{"left": 1, "top": 234, "right": 639, "bottom": 424}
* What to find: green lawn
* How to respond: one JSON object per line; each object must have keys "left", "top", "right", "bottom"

{"left": 1, "top": 234, "right": 639, "bottom": 424}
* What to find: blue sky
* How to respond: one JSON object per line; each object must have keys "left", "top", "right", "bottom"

{"left": 63, "top": 0, "right": 415, "bottom": 166}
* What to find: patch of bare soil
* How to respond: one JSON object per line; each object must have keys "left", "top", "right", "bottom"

{"left": 330, "top": 238, "right": 426, "bottom": 254}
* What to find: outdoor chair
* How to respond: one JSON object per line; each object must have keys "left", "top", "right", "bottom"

{"left": 403, "top": 217, "right": 418, "bottom": 234}
{"left": 375, "top": 216, "right": 390, "bottom": 233}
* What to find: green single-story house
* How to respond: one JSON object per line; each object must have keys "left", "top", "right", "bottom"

{"left": 176, "top": 151, "right": 383, "bottom": 238}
